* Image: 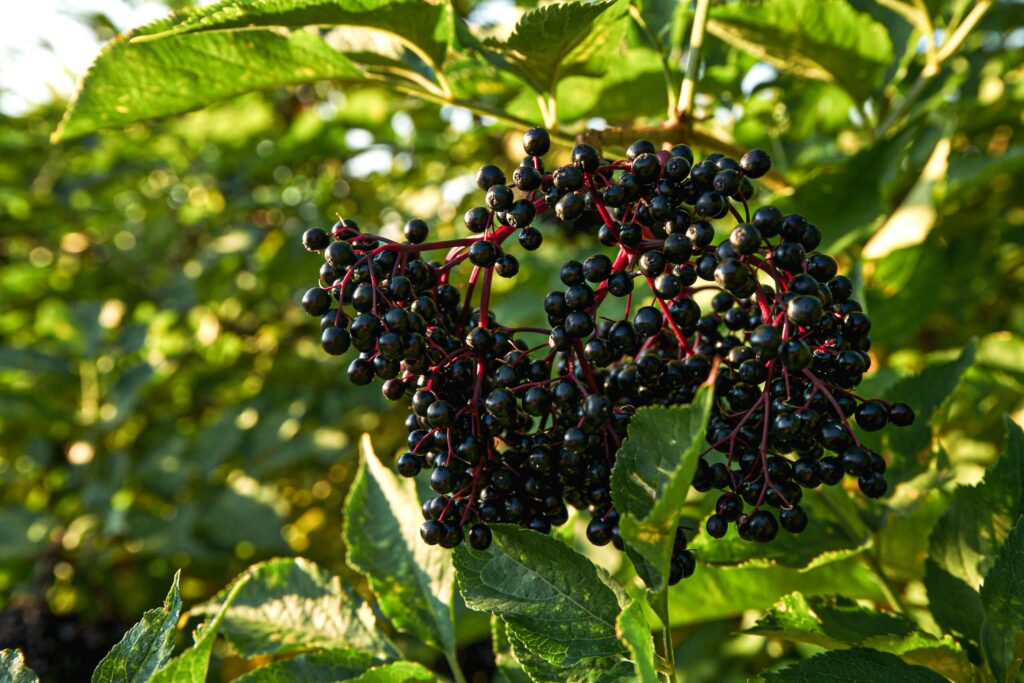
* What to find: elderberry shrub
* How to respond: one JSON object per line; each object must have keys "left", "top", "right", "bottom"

{"left": 298, "top": 127, "right": 914, "bottom": 583}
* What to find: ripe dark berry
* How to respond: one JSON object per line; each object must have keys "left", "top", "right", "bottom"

{"left": 321, "top": 327, "right": 350, "bottom": 355}
{"left": 404, "top": 219, "right": 429, "bottom": 244}
{"left": 518, "top": 227, "right": 543, "bottom": 251}
{"left": 855, "top": 401, "right": 888, "bottom": 432}
{"left": 302, "top": 227, "right": 330, "bottom": 252}
{"left": 779, "top": 506, "right": 808, "bottom": 533}
{"left": 787, "top": 295, "right": 823, "bottom": 326}
{"left": 705, "top": 514, "right": 728, "bottom": 538}
{"left": 858, "top": 472, "right": 888, "bottom": 498}
{"left": 468, "top": 241, "right": 498, "bottom": 267}
{"left": 571, "top": 143, "right": 600, "bottom": 171}
{"left": 476, "top": 164, "right": 506, "bottom": 190}
{"left": 888, "top": 402, "right": 915, "bottom": 426}
{"left": 522, "top": 126, "right": 551, "bottom": 156}
{"left": 739, "top": 149, "right": 771, "bottom": 178}
{"left": 297, "top": 130, "right": 914, "bottom": 562}
{"left": 740, "top": 510, "right": 778, "bottom": 542}
{"left": 302, "top": 287, "right": 332, "bottom": 316}
{"left": 468, "top": 524, "right": 493, "bottom": 550}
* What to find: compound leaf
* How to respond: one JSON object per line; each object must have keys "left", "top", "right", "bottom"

{"left": 616, "top": 600, "right": 657, "bottom": 683}
{"left": 880, "top": 341, "right": 977, "bottom": 473}
{"left": 91, "top": 572, "right": 182, "bottom": 683}
{"left": 197, "top": 557, "right": 397, "bottom": 659}
{"left": 344, "top": 434, "right": 456, "bottom": 654}
{"left": 708, "top": 0, "right": 893, "bottom": 102}
{"left": 611, "top": 386, "right": 713, "bottom": 591}
{"left": 761, "top": 647, "right": 946, "bottom": 682}
{"left": 484, "top": 1, "right": 627, "bottom": 95}
{"left": 54, "top": 22, "right": 363, "bottom": 142}
{"left": 980, "top": 517, "right": 1024, "bottom": 683}
{"left": 149, "top": 573, "right": 251, "bottom": 683}
{"left": 453, "top": 524, "right": 625, "bottom": 667}
{"left": 0, "top": 651, "right": 39, "bottom": 683}
{"left": 926, "top": 417, "right": 1024, "bottom": 639}
{"left": 506, "top": 627, "right": 635, "bottom": 683}
{"left": 235, "top": 650, "right": 375, "bottom": 683}
{"left": 748, "top": 593, "right": 977, "bottom": 681}
{"left": 131, "top": 0, "right": 455, "bottom": 70}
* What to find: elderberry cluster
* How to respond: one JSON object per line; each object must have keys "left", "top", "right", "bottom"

{"left": 298, "top": 126, "right": 914, "bottom": 584}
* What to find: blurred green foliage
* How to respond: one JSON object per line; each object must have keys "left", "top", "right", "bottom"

{"left": 1, "top": 0, "right": 1023, "bottom": 680}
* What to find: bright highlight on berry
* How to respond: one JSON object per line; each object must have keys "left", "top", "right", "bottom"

{"left": 298, "top": 128, "right": 914, "bottom": 584}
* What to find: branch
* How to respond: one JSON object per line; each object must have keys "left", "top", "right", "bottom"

{"left": 677, "top": 0, "right": 711, "bottom": 119}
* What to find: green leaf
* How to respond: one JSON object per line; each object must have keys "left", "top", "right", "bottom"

{"left": 761, "top": 648, "right": 947, "bottom": 682}
{"left": 345, "top": 662, "right": 437, "bottom": 683}
{"left": 484, "top": 1, "right": 627, "bottom": 95}
{"left": 980, "top": 517, "right": 1024, "bottom": 683}
{"left": 615, "top": 600, "right": 657, "bottom": 683}
{"left": 235, "top": 650, "right": 376, "bottom": 683}
{"left": 0, "top": 650, "right": 40, "bottom": 683}
{"left": 198, "top": 557, "right": 397, "bottom": 659}
{"left": 669, "top": 556, "right": 886, "bottom": 626}
{"left": 453, "top": 524, "right": 625, "bottom": 667}
{"left": 610, "top": 386, "right": 713, "bottom": 591}
{"left": 491, "top": 617, "right": 532, "bottom": 683}
{"left": 91, "top": 572, "right": 182, "bottom": 683}
{"left": 689, "top": 514, "right": 868, "bottom": 570}
{"left": 879, "top": 341, "right": 977, "bottom": 471}
{"left": 505, "top": 627, "right": 635, "bottom": 683}
{"left": 344, "top": 434, "right": 455, "bottom": 654}
{"left": 54, "top": 23, "right": 363, "bottom": 142}
{"left": 707, "top": 0, "right": 893, "bottom": 102}
{"left": 133, "top": 0, "right": 455, "bottom": 70}
{"left": 149, "top": 572, "right": 251, "bottom": 683}
{"left": 926, "top": 417, "right": 1024, "bottom": 638}
{"left": 748, "top": 593, "right": 977, "bottom": 681}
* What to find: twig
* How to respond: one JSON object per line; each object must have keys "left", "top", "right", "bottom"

{"left": 677, "top": 0, "right": 711, "bottom": 119}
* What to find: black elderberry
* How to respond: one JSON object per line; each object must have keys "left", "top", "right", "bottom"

{"left": 302, "top": 287, "right": 332, "bottom": 316}
{"left": 518, "top": 227, "right": 543, "bottom": 251}
{"left": 476, "top": 164, "right": 506, "bottom": 190}
{"left": 302, "top": 227, "right": 330, "bottom": 252}
{"left": 523, "top": 126, "right": 551, "bottom": 156}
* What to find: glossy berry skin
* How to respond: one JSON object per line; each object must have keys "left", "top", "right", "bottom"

{"left": 302, "top": 227, "right": 330, "bottom": 252}
{"left": 739, "top": 149, "right": 771, "bottom": 178}
{"left": 889, "top": 402, "right": 915, "bottom": 426}
{"left": 302, "top": 288, "right": 332, "bottom": 316}
{"left": 404, "top": 219, "right": 429, "bottom": 244}
{"left": 468, "top": 524, "right": 493, "bottom": 550}
{"left": 522, "top": 126, "right": 551, "bottom": 156}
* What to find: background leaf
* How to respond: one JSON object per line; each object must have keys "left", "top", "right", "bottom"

{"left": 980, "top": 517, "right": 1024, "bottom": 683}
{"left": 198, "top": 558, "right": 396, "bottom": 659}
{"left": 747, "top": 593, "right": 975, "bottom": 681}
{"left": 235, "top": 650, "right": 376, "bottom": 683}
{"left": 344, "top": 433, "right": 456, "bottom": 654}
{"left": 54, "top": 24, "right": 363, "bottom": 141}
{"left": 149, "top": 572, "right": 251, "bottom": 683}
{"left": 611, "top": 387, "right": 713, "bottom": 591}
{"left": 707, "top": 0, "right": 893, "bottom": 102}
{"left": 91, "top": 572, "right": 182, "bottom": 683}
{"left": 484, "top": 1, "right": 626, "bottom": 95}
{"left": 761, "top": 647, "right": 947, "bottom": 682}
{"left": 454, "top": 524, "right": 625, "bottom": 667}
{"left": 0, "top": 651, "right": 40, "bottom": 683}
{"left": 134, "top": 0, "right": 456, "bottom": 69}
{"left": 615, "top": 600, "right": 657, "bottom": 683}
{"left": 926, "top": 418, "right": 1023, "bottom": 638}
